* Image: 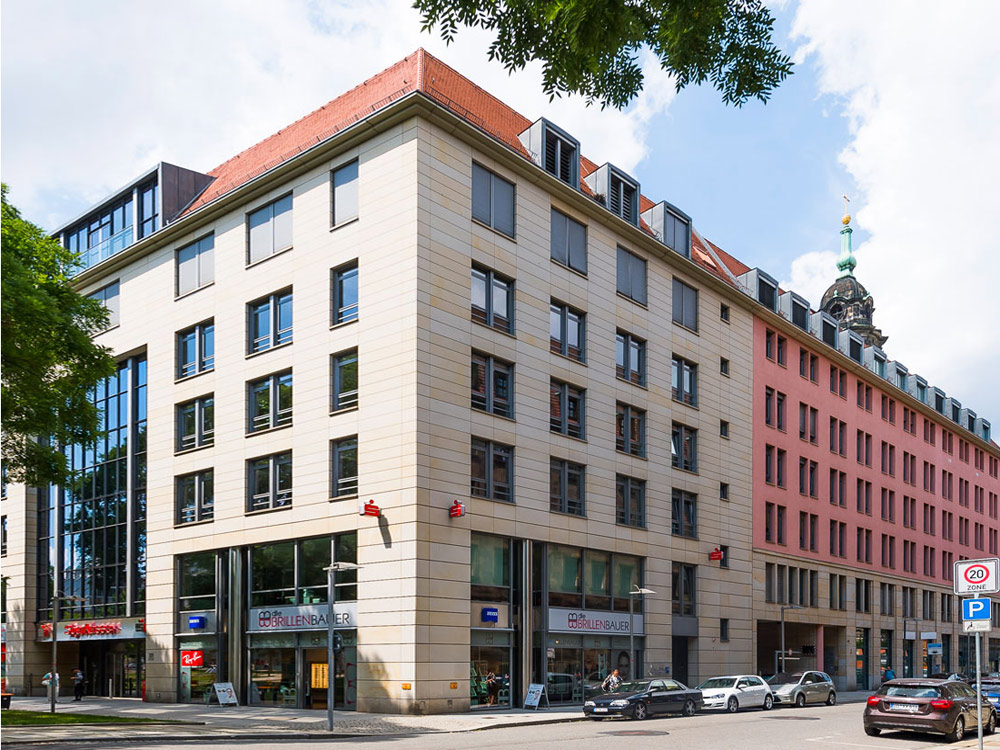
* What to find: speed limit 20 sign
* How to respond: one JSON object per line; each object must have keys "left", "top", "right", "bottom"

{"left": 954, "top": 558, "right": 1000, "bottom": 595}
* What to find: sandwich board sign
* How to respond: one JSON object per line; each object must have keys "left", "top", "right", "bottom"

{"left": 953, "top": 558, "right": 999, "bottom": 595}
{"left": 213, "top": 682, "right": 239, "bottom": 706}
{"left": 524, "top": 683, "right": 549, "bottom": 710}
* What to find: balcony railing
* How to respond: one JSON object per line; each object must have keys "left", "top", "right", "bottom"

{"left": 77, "top": 227, "right": 134, "bottom": 273}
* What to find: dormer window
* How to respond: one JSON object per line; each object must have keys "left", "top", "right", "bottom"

{"left": 642, "top": 201, "right": 691, "bottom": 257}
{"left": 791, "top": 300, "right": 809, "bottom": 331}
{"left": 916, "top": 382, "right": 927, "bottom": 404}
{"left": 934, "top": 393, "right": 945, "bottom": 413}
{"left": 545, "top": 129, "right": 577, "bottom": 185}
{"left": 758, "top": 278, "right": 777, "bottom": 311}
{"left": 849, "top": 338, "right": 862, "bottom": 362}
{"left": 874, "top": 355, "right": 886, "bottom": 378}
{"left": 822, "top": 319, "right": 837, "bottom": 347}
{"left": 608, "top": 173, "right": 637, "bottom": 224}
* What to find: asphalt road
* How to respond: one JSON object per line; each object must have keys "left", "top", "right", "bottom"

{"left": 6, "top": 703, "right": 997, "bottom": 750}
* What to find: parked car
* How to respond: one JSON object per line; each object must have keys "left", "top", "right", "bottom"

{"left": 697, "top": 675, "right": 774, "bottom": 712}
{"left": 583, "top": 678, "right": 703, "bottom": 720}
{"left": 977, "top": 678, "right": 1000, "bottom": 711}
{"left": 864, "top": 678, "right": 997, "bottom": 742}
{"left": 767, "top": 670, "right": 836, "bottom": 706}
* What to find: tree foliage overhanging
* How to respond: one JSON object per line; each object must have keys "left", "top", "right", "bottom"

{"left": 1, "top": 184, "right": 116, "bottom": 486}
{"left": 415, "top": 0, "right": 793, "bottom": 109}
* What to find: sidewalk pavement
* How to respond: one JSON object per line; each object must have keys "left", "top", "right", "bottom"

{"left": 0, "top": 690, "right": 878, "bottom": 745}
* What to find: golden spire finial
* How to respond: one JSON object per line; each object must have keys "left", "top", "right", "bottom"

{"left": 842, "top": 194, "right": 851, "bottom": 225}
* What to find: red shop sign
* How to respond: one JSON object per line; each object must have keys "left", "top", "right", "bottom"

{"left": 180, "top": 650, "right": 204, "bottom": 667}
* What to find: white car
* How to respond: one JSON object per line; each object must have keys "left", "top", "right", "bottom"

{"left": 697, "top": 674, "right": 774, "bottom": 712}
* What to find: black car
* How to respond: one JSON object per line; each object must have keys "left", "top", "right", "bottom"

{"left": 583, "top": 679, "right": 704, "bottom": 720}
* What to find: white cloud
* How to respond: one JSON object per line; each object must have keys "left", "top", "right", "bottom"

{"left": 0, "top": 0, "right": 675, "bottom": 229}
{"left": 787, "top": 0, "right": 1000, "bottom": 425}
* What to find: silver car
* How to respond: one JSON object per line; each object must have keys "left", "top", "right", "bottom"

{"left": 767, "top": 670, "right": 836, "bottom": 707}
{"left": 697, "top": 675, "right": 774, "bottom": 712}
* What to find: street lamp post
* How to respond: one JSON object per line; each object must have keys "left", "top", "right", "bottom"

{"left": 49, "top": 592, "right": 86, "bottom": 714}
{"left": 780, "top": 604, "right": 804, "bottom": 675}
{"left": 325, "top": 562, "right": 360, "bottom": 732}
{"left": 628, "top": 587, "right": 655, "bottom": 682}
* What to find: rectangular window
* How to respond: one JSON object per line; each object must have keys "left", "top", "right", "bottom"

{"left": 247, "top": 451, "right": 292, "bottom": 512}
{"left": 550, "top": 301, "right": 585, "bottom": 361}
{"left": 615, "top": 475, "right": 645, "bottom": 527}
{"left": 616, "top": 247, "right": 647, "bottom": 304}
{"left": 176, "top": 234, "right": 214, "bottom": 296}
{"left": 615, "top": 403, "right": 645, "bottom": 456}
{"left": 471, "top": 439, "right": 513, "bottom": 502}
{"left": 720, "top": 483, "right": 729, "bottom": 501}
{"left": 471, "top": 352, "right": 513, "bottom": 418}
{"left": 177, "top": 395, "right": 214, "bottom": 451}
{"left": 671, "top": 489, "right": 697, "bottom": 538}
{"left": 671, "top": 423, "right": 698, "bottom": 472}
{"left": 248, "top": 371, "right": 293, "bottom": 433}
{"left": 616, "top": 331, "right": 645, "bottom": 385}
{"left": 720, "top": 618, "right": 729, "bottom": 641}
{"left": 331, "top": 349, "right": 359, "bottom": 411}
{"left": 331, "top": 262, "right": 359, "bottom": 324}
{"left": 550, "top": 458, "right": 585, "bottom": 516}
{"left": 176, "top": 469, "right": 214, "bottom": 525}
{"left": 550, "top": 380, "right": 585, "bottom": 438}
{"left": 550, "top": 209, "right": 587, "bottom": 273}
{"left": 471, "top": 265, "right": 514, "bottom": 333}
{"left": 671, "top": 355, "right": 698, "bottom": 406}
{"left": 177, "top": 320, "right": 214, "bottom": 378}
{"left": 331, "top": 160, "right": 359, "bottom": 226}
{"left": 247, "top": 194, "right": 293, "bottom": 264}
{"left": 672, "top": 278, "right": 699, "bottom": 330}
{"left": 331, "top": 437, "right": 358, "bottom": 498}
{"left": 248, "top": 289, "right": 293, "bottom": 353}
{"left": 89, "top": 281, "right": 121, "bottom": 328}
{"left": 672, "top": 562, "right": 696, "bottom": 615}
{"left": 471, "top": 163, "right": 515, "bottom": 237}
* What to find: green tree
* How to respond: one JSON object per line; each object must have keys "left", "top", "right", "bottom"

{"left": 1, "top": 184, "right": 116, "bottom": 486}
{"left": 416, "top": 0, "right": 792, "bottom": 109}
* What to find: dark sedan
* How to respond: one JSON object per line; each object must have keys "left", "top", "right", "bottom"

{"left": 864, "top": 678, "right": 997, "bottom": 742}
{"left": 583, "top": 679, "right": 703, "bottom": 720}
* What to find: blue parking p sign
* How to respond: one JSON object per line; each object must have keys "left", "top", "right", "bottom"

{"left": 962, "top": 598, "right": 992, "bottom": 621}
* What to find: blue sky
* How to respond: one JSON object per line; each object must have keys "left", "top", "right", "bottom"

{"left": 2, "top": 0, "right": 998, "bottom": 426}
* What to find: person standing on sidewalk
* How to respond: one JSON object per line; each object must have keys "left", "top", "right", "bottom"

{"left": 601, "top": 669, "right": 622, "bottom": 692}
{"left": 72, "top": 669, "right": 85, "bottom": 701}
{"left": 42, "top": 671, "right": 60, "bottom": 703}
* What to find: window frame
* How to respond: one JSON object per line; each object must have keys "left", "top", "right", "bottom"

{"left": 176, "top": 469, "right": 214, "bottom": 525}
{"left": 247, "top": 371, "right": 293, "bottom": 433}
{"left": 671, "top": 422, "right": 699, "bottom": 473}
{"left": 549, "top": 458, "right": 585, "bottom": 516}
{"left": 549, "top": 300, "right": 585, "bottom": 361}
{"left": 550, "top": 379, "right": 585, "bottom": 439}
{"left": 550, "top": 208, "right": 587, "bottom": 274}
{"left": 176, "top": 320, "right": 215, "bottom": 379}
{"left": 331, "top": 348, "right": 359, "bottom": 412}
{"left": 616, "top": 246, "right": 647, "bottom": 305}
{"left": 615, "top": 330, "right": 646, "bottom": 386}
{"left": 246, "top": 451, "right": 293, "bottom": 512}
{"left": 471, "top": 438, "right": 513, "bottom": 503}
{"left": 471, "top": 163, "right": 516, "bottom": 238}
{"left": 331, "top": 160, "right": 359, "bottom": 227}
{"left": 671, "top": 489, "right": 698, "bottom": 538}
{"left": 671, "top": 355, "right": 698, "bottom": 406}
{"left": 246, "top": 193, "right": 293, "bottom": 265}
{"left": 615, "top": 402, "right": 646, "bottom": 457}
{"left": 176, "top": 233, "right": 214, "bottom": 297}
{"left": 248, "top": 289, "right": 293, "bottom": 354}
{"left": 176, "top": 394, "right": 214, "bottom": 451}
{"left": 471, "top": 352, "right": 513, "bottom": 418}
{"left": 331, "top": 261, "right": 359, "bottom": 325}
{"left": 672, "top": 278, "right": 699, "bottom": 331}
{"left": 331, "top": 436, "right": 359, "bottom": 498}
{"left": 471, "top": 265, "right": 514, "bottom": 333}
{"left": 615, "top": 474, "right": 646, "bottom": 528}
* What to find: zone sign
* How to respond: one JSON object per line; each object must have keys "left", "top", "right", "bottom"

{"left": 953, "top": 558, "right": 1000, "bottom": 595}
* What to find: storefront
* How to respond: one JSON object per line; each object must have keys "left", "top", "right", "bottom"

{"left": 470, "top": 533, "right": 518, "bottom": 709}
{"left": 39, "top": 617, "right": 146, "bottom": 698}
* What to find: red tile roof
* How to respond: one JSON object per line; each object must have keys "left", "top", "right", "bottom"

{"left": 182, "top": 48, "right": 743, "bottom": 289}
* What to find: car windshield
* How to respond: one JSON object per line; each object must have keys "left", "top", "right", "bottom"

{"left": 878, "top": 685, "right": 942, "bottom": 698}
{"left": 767, "top": 672, "right": 803, "bottom": 685}
{"left": 698, "top": 678, "right": 737, "bottom": 689}
{"left": 614, "top": 681, "right": 651, "bottom": 693}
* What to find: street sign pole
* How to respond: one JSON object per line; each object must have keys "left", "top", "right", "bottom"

{"left": 975, "top": 624, "right": 982, "bottom": 750}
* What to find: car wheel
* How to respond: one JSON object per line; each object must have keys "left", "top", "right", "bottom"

{"left": 683, "top": 699, "right": 697, "bottom": 717}
{"left": 633, "top": 702, "right": 648, "bottom": 721}
{"left": 762, "top": 694, "right": 774, "bottom": 711}
{"left": 826, "top": 691, "right": 837, "bottom": 706}
{"left": 726, "top": 696, "right": 739, "bottom": 713}
{"left": 945, "top": 715, "right": 964, "bottom": 743}
{"left": 864, "top": 726, "right": 881, "bottom": 737}
{"left": 985, "top": 710, "right": 997, "bottom": 736}
{"left": 794, "top": 692, "right": 806, "bottom": 708}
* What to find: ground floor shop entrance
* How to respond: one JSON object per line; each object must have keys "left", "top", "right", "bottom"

{"left": 80, "top": 640, "right": 145, "bottom": 698}
{"left": 539, "top": 634, "right": 640, "bottom": 704}
{"left": 248, "top": 631, "right": 357, "bottom": 710}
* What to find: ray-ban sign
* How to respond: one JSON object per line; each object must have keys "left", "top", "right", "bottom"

{"left": 953, "top": 558, "right": 999, "bottom": 595}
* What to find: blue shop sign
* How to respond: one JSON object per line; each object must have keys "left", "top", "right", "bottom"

{"left": 188, "top": 615, "right": 208, "bottom": 629}
{"left": 481, "top": 607, "right": 500, "bottom": 623}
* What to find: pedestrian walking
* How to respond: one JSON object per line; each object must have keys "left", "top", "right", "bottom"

{"left": 72, "top": 669, "right": 85, "bottom": 701}
{"left": 884, "top": 667, "right": 895, "bottom": 681}
{"left": 42, "top": 671, "right": 60, "bottom": 703}
{"left": 601, "top": 668, "right": 622, "bottom": 692}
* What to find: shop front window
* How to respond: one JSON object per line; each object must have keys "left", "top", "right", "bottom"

{"left": 178, "top": 639, "right": 218, "bottom": 704}
{"left": 471, "top": 631, "right": 511, "bottom": 709}
{"left": 584, "top": 550, "right": 610, "bottom": 610}
{"left": 179, "top": 551, "right": 216, "bottom": 611}
{"left": 471, "top": 533, "right": 509, "bottom": 601}
{"left": 548, "top": 544, "right": 582, "bottom": 607}
{"left": 250, "top": 534, "right": 357, "bottom": 607}
{"left": 249, "top": 635, "right": 297, "bottom": 707}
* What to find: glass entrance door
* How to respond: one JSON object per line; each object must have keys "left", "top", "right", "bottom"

{"left": 855, "top": 628, "right": 869, "bottom": 690}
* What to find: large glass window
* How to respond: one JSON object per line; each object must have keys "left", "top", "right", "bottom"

{"left": 138, "top": 182, "right": 158, "bottom": 238}
{"left": 177, "top": 395, "right": 214, "bottom": 451}
{"left": 672, "top": 423, "right": 698, "bottom": 472}
{"left": 248, "top": 290, "right": 293, "bottom": 353}
{"left": 250, "top": 534, "right": 357, "bottom": 607}
{"left": 471, "top": 266, "right": 514, "bottom": 333}
{"left": 584, "top": 550, "right": 610, "bottom": 610}
{"left": 671, "top": 356, "right": 698, "bottom": 406}
{"left": 471, "top": 353, "right": 512, "bottom": 417}
{"left": 672, "top": 562, "right": 696, "bottom": 615}
{"left": 470, "top": 533, "right": 510, "bottom": 601}
{"left": 471, "top": 439, "right": 512, "bottom": 502}
{"left": 548, "top": 544, "right": 582, "bottom": 607}
{"left": 64, "top": 193, "right": 134, "bottom": 272}
{"left": 332, "top": 161, "right": 359, "bottom": 226}
{"left": 616, "top": 331, "right": 645, "bottom": 385}
{"left": 616, "top": 475, "right": 645, "bottom": 528}
{"left": 248, "top": 372, "right": 293, "bottom": 433}
{"left": 331, "top": 437, "right": 358, "bottom": 498}
{"left": 616, "top": 247, "right": 647, "bottom": 304}
{"left": 179, "top": 551, "right": 216, "bottom": 611}
{"left": 550, "top": 458, "right": 585, "bottom": 516}
{"left": 615, "top": 403, "right": 645, "bottom": 456}
{"left": 671, "top": 489, "right": 697, "bottom": 538}
{"left": 332, "top": 262, "right": 359, "bottom": 324}
{"left": 247, "top": 452, "right": 292, "bottom": 512}
{"left": 177, "top": 321, "right": 214, "bottom": 378}
{"left": 176, "top": 470, "right": 214, "bottom": 525}
{"left": 550, "top": 301, "right": 585, "bottom": 361}
{"left": 546, "top": 545, "right": 641, "bottom": 612}
{"left": 550, "top": 380, "right": 585, "bottom": 438}
{"left": 331, "top": 349, "right": 359, "bottom": 411}
{"left": 176, "top": 234, "right": 214, "bottom": 296}
{"left": 472, "top": 163, "right": 515, "bottom": 237}
{"left": 248, "top": 194, "right": 293, "bottom": 264}
{"left": 550, "top": 209, "right": 587, "bottom": 273}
